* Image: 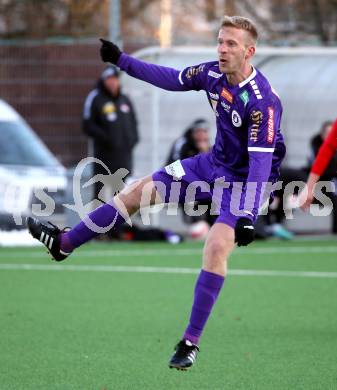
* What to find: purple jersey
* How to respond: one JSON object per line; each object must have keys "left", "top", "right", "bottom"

{"left": 179, "top": 62, "right": 286, "bottom": 178}
{"left": 118, "top": 54, "right": 286, "bottom": 221}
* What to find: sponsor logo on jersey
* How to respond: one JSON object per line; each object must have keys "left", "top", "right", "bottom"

{"left": 232, "top": 110, "right": 242, "bottom": 127}
{"left": 208, "top": 70, "right": 222, "bottom": 79}
{"left": 250, "top": 80, "right": 262, "bottom": 100}
{"left": 220, "top": 101, "right": 230, "bottom": 113}
{"left": 186, "top": 64, "right": 205, "bottom": 80}
{"left": 221, "top": 88, "right": 233, "bottom": 103}
{"left": 267, "top": 107, "right": 275, "bottom": 143}
{"left": 209, "top": 92, "right": 219, "bottom": 100}
{"left": 250, "top": 110, "right": 263, "bottom": 142}
{"left": 239, "top": 90, "right": 249, "bottom": 107}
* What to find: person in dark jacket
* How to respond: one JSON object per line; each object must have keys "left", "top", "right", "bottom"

{"left": 83, "top": 65, "right": 139, "bottom": 201}
{"left": 166, "top": 118, "right": 211, "bottom": 165}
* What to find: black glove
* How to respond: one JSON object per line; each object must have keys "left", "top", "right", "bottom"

{"left": 99, "top": 38, "right": 122, "bottom": 64}
{"left": 235, "top": 217, "right": 255, "bottom": 247}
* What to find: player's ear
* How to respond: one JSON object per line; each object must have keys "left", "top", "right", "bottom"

{"left": 245, "top": 45, "right": 255, "bottom": 60}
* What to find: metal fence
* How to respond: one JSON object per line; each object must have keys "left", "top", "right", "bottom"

{"left": 0, "top": 39, "right": 106, "bottom": 167}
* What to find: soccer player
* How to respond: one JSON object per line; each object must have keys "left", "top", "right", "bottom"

{"left": 27, "top": 16, "right": 286, "bottom": 370}
{"left": 299, "top": 118, "right": 337, "bottom": 210}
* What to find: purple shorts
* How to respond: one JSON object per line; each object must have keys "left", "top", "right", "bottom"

{"left": 152, "top": 152, "right": 272, "bottom": 228}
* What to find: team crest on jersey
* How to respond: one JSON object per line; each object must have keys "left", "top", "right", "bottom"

{"left": 221, "top": 88, "right": 233, "bottom": 104}
{"left": 232, "top": 110, "right": 242, "bottom": 127}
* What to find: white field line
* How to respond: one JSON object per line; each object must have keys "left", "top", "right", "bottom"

{"left": 0, "top": 245, "right": 337, "bottom": 259}
{"left": 0, "top": 263, "right": 337, "bottom": 278}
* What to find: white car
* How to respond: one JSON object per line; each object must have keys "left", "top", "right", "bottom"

{"left": 0, "top": 99, "right": 67, "bottom": 230}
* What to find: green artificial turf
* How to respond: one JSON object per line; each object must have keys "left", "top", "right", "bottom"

{"left": 0, "top": 239, "right": 337, "bottom": 389}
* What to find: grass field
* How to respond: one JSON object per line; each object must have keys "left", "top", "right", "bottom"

{"left": 1, "top": 238, "right": 337, "bottom": 390}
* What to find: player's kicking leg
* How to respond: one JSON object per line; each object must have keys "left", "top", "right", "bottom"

{"left": 27, "top": 175, "right": 159, "bottom": 260}
{"left": 26, "top": 217, "right": 71, "bottom": 261}
{"left": 168, "top": 223, "right": 235, "bottom": 370}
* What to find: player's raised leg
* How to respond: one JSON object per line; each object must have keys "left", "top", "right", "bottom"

{"left": 169, "top": 223, "right": 235, "bottom": 370}
{"left": 27, "top": 175, "right": 160, "bottom": 261}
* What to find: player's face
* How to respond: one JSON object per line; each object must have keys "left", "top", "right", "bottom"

{"left": 193, "top": 128, "right": 210, "bottom": 152}
{"left": 217, "top": 27, "right": 254, "bottom": 74}
{"left": 104, "top": 76, "right": 120, "bottom": 96}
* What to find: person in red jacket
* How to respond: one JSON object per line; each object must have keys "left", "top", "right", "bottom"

{"left": 299, "top": 118, "right": 337, "bottom": 210}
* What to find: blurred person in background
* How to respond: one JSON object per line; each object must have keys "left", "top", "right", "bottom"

{"left": 309, "top": 121, "right": 336, "bottom": 177}
{"left": 167, "top": 118, "right": 215, "bottom": 237}
{"left": 166, "top": 118, "right": 211, "bottom": 164}
{"left": 299, "top": 118, "right": 337, "bottom": 233}
{"left": 82, "top": 66, "right": 182, "bottom": 243}
{"left": 82, "top": 65, "right": 139, "bottom": 202}
{"left": 261, "top": 166, "right": 307, "bottom": 240}
{"left": 261, "top": 121, "right": 337, "bottom": 238}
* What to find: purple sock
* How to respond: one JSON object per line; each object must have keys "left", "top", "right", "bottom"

{"left": 183, "top": 269, "right": 225, "bottom": 345}
{"left": 60, "top": 201, "right": 127, "bottom": 252}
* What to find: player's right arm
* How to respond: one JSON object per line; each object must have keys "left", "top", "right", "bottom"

{"left": 99, "top": 39, "right": 206, "bottom": 92}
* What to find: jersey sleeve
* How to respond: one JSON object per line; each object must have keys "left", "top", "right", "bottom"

{"left": 117, "top": 53, "right": 205, "bottom": 91}
{"left": 118, "top": 53, "right": 208, "bottom": 92}
{"left": 243, "top": 99, "right": 283, "bottom": 221}
{"left": 311, "top": 118, "right": 337, "bottom": 176}
{"left": 247, "top": 102, "right": 280, "bottom": 152}
{"left": 177, "top": 63, "right": 209, "bottom": 91}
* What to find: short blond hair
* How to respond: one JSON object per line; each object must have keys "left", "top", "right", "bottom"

{"left": 220, "top": 16, "right": 258, "bottom": 44}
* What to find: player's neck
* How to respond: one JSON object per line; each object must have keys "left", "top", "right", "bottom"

{"left": 226, "top": 64, "right": 253, "bottom": 87}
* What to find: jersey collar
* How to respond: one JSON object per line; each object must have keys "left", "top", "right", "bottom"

{"left": 238, "top": 66, "right": 257, "bottom": 88}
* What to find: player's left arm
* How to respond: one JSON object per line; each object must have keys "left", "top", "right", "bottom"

{"left": 100, "top": 39, "right": 209, "bottom": 92}
{"left": 118, "top": 54, "right": 210, "bottom": 92}
{"left": 235, "top": 101, "right": 279, "bottom": 247}
{"left": 244, "top": 99, "right": 282, "bottom": 222}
